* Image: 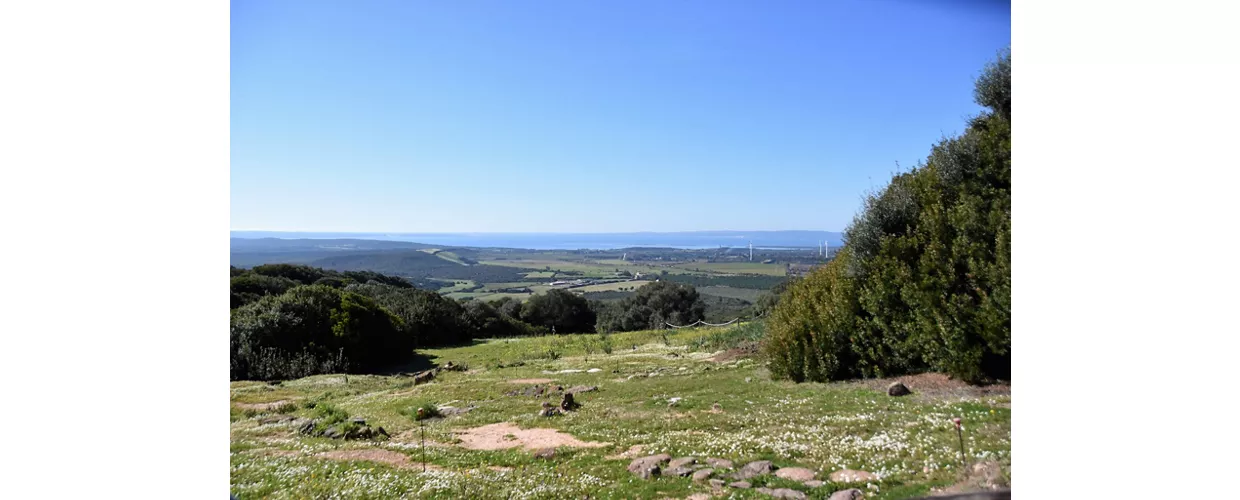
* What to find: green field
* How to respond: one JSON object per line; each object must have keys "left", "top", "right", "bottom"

{"left": 419, "top": 249, "right": 470, "bottom": 266}
{"left": 670, "top": 262, "right": 788, "bottom": 276}
{"left": 430, "top": 279, "right": 477, "bottom": 293}
{"left": 565, "top": 280, "right": 651, "bottom": 293}
{"left": 230, "top": 325, "right": 1011, "bottom": 499}
{"left": 697, "top": 286, "right": 766, "bottom": 302}
{"left": 522, "top": 271, "right": 557, "bottom": 279}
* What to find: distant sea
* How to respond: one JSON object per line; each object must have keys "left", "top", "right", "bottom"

{"left": 230, "top": 231, "right": 845, "bottom": 251}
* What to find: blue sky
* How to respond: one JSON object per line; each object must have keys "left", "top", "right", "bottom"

{"left": 231, "top": 0, "right": 1010, "bottom": 233}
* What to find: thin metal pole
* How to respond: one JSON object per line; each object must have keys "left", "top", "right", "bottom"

{"left": 953, "top": 418, "right": 965, "bottom": 467}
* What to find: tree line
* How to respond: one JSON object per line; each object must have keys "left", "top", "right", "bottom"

{"left": 230, "top": 264, "right": 716, "bottom": 380}
{"left": 763, "top": 50, "right": 1011, "bottom": 384}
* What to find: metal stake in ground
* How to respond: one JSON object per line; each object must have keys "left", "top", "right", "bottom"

{"left": 953, "top": 417, "right": 966, "bottom": 467}
{"left": 417, "top": 408, "right": 426, "bottom": 472}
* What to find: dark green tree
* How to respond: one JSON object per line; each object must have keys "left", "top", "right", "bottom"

{"left": 521, "top": 289, "right": 596, "bottom": 333}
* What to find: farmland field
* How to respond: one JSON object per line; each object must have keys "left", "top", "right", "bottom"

{"left": 230, "top": 324, "right": 1011, "bottom": 499}
{"left": 670, "top": 262, "right": 788, "bottom": 276}
{"left": 698, "top": 286, "right": 766, "bottom": 302}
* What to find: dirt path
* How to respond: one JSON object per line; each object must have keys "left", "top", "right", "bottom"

{"left": 507, "top": 378, "right": 555, "bottom": 384}
{"left": 455, "top": 422, "right": 610, "bottom": 451}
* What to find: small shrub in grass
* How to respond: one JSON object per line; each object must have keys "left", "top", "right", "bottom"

{"left": 545, "top": 348, "right": 561, "bottom": 361}
{"left": 315, "top": 403, "right": 349, "bottom": 427}
{"left": 599, "top": 333, "right": 613, "bottom": 354}
{"left": 403, "top": 402, "right": 442, "bottom": 421}
{"left": 272, "top": 401, "right": 299, "bottom": 414}
{"left": 243, "top": 408, "right": 259, "bottom": 418}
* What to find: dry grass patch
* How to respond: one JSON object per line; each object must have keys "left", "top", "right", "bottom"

{"left": 455, "top": 422, "right": 611, "bottom": 451}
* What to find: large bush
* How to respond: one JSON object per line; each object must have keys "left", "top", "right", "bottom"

{"left": 595, "top": 281, "right": 705, "bottom": 332}
{"left": 765, "top": 51, "right": 1011, "bottom": 383}
{"left": 521, "top": 289, "right": 597, "bottom": 333}
{"left": 345, "top": 283, "right": 474, "bottom": 347}
{"left": 230, "top": 285, "right": 408, "bottom": 380}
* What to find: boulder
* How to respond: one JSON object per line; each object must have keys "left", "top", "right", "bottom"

{"left": 887, "top": 381, "right": 911, "bottom": 396}
{"left": 565, "top": 385, "right": 598, "bottom": 394}
{"left": 533, "top": 448, "right": 555, "bottom": 459}
{"left": 627, "top": 454, "right": 672, "bottom": 478}
{"left": 828, "top": 489, "right": 863, "bottom": 500}
{"left": 734, "top": 460, "right": 776, "bottom": 479}
{"left": 774, "top": 467, "right": 816, "bottom": 482}
{"left": 729, "top": 481, "right": 752, "bottom": 489}
{"left": 665, "top": 466, "right": 694, "bottom": 477}
{"left": 705, "top": 458, "right": 734, "bottom": 469}
{"left": 828, "top": 470, "right": 876, "bottom": 483}
{"left": 708, "top": 479, "right": 726, "bottom": 489}
{"left": 560, "top": 392, "right": 580, "bottom": 412}
{"left": 668, "top": 457, "right": 697, "bottom": 469}
{"left": 296, "top": 419, "right": 318, "bottom": 435}
{"left": 413, "top": 370, "right": 435, "bottom": 385}
{"left": 691, "top": 468, "right": 714, "bottom": 482}
{"left": 440, "top": 361, "right": 466, "bottom": 372}
{"left": 323, "top": 425, "right": 343, "bottom": 439}
{"left": 765, "top": 488, "right": 809, "bottom": 500}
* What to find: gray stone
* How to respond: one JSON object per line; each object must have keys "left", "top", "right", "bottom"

{"left": 755, "top": 488, "right": 775, "bottom": 496}
{"left": 705, "top": 458, "right": 734, "bottom": 469}
{"left": 533, "top": 448, "right": 555, "bottom": 459}
{"left": 668, "top": 457, "right": 697, "bottom": 469}
{"left": 828, "top": 489, "right": 863, "bottom": 500}
{"left": 666, "top": 466, "right": 694, "bottom": 477}
{"left": 765, "top": 488, "right": 808, "bottom": 500}
{"left": 887, "top": 381, "right": 911, "bottom": 396}
{"left": 734, "top": 460, "right": 776, "bottom": 479}
{"left": 376, "top": 427, "right": 389, "bottom": 438}
{"left": 708, "top": 479, "right": 726, "bottom": 489}
{"left": 323, "top": 425, "right": 342, "bottom": 439}
{"left": 729, "top": 481, "right": 752, "bottom": 489}
{"left": 627, "top": 454, "right": 672, "bottom": 478}
{"left": 296, "top": 419, "right": 318, "bottom": 435}
{"left": 565, "top": 385, "right": 598, "bottom": 394}
{"left": 691, "top": 468, "right": 714, "bottom": 482}
{"left": 349, "top": 417, "right": 366, "bottom": 425}
{"left": 774, "top": 467, "right": 816, "bottom": 481}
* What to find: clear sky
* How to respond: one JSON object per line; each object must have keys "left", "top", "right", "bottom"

{"left": 231, "top": 0, "right": 1010, "bottom": 233}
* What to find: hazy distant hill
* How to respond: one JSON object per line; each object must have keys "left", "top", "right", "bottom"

{"left": 230, "top": 231, "right": 844, "bottom": 250}
{"left": 230, "top": 237, "right": 435, "bottom": 253}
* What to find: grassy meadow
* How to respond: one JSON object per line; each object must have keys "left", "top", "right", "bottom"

{"left": 231, "top": 324, "right": 1010, "bottom": 499}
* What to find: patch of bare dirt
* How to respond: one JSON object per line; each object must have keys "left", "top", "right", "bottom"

{"left": 316, "top": 449, "right": 445, "bottom": 471}
{"left": 233, "top": 399, "right": 296, "bottom": 410}
{"left": 707, "top": 342, "right": 759, "bottom": 362}
{"left": 605, "top": 444, "right": 645, "bottom": 460}
{"left": 508, "top": 378, "right": 555, "bottom": 384}
{"left": 455, "top": 422, "right": 610, "bottom": 451}
{"left": 488, "top": 466, "right": 514, "bottom": 472}
{"left": 930, "top": 460, "right": 1009, "bottom": 495}
{"left": 859, "top": 373, "right": 1010, "bottom": 401}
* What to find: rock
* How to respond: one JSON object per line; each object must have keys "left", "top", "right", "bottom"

{"left": 668, "top": 457, "right": 697, "bottom": 469}
{"left": 376, "top": 427, "right": 389, "bottom": 438}
{"left": 691, "top": 468, "right": 714, "bottom": 482}
{"left": 765, "top": 488, "right": 808, "bottom": 500}
{"left": 537, "top": 407, "right": 561, "bottom": 417}
{"left": 734, "top": 460, "right": 776, "bottom": 479}
{"left": 350, "top": 417, "right": 366, "bottom": 425}
{"left": 667, "top": 397, "right": 682, "bottom": 406}
{"left": 560, "top": 392, "right": 580, "bottom": 411}
{"left": 705, "top": 458, "right": 734, "bottom": 469}
{"left": 627, "top": 454, "right": 672, "bottom": 478}
{"left": 413, "top": 370, "right": 435, "bottom": 385}
{"left": 887, "top": 381, "right": 911, "bottom": 396}
{"left": 666, "top": 466, "right": 694, "bottom": 477}
{"left": 828, "top": 489, "right": 863, "bottom": 500}
{"left": 708, "top": 479, "right": 726, "bottom": 489}
{"left": 323, "top": 425, "right": 342, "bottom": 439}
{"left": 296, "top": 419, "right": 318, "bottom": 435}
{"left": 637, "top": 465, "right": 661, "bottom": 480}
{"left": 756, "top": 488, "right": 775, "bottom": 495}
{"left": 729, "top": 481, "right": 752, "bottom": 489}
{"left": 533, "top": 448, "right": 555, "bottom": 459}
{"left": 565, "top": 385, "right": 598, "bottom": 394}
{"left": 803, "top": 480, "right": 825, "bottom": 488}
{"left": 774, "top": 467, "right": 816, "bottom": 481}
{"left": 828, "top": 470, "right": 876, "bottom": 483}
{"left": 440, "top": 361, "right": 466, "bottom": 372}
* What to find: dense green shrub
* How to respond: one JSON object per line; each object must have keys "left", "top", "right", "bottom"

{"left": 595, "top": 281, "right": 705, "bottom": 332}
{"left": 521, "top": 289, "right": 597, "bottom": 333}
{"left": 765, "top": 50, "right": 1011, "bottom": 383}
{"left": 346, "top": 283, "right": 474, "bottom": 347}
{"left": 229, "top": 285, "right": 408, "bottom": 380}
